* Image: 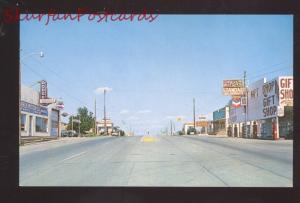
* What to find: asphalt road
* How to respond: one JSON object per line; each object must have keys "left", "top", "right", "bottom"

{"left": 19, "top": 135, "right": 293, "bottom": 187}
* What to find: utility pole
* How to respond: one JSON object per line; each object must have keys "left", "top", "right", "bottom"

{"left": 173, "top": 121, "right": 176, "bottom": 134}
{"left": 193, "top": 98, "right": 196, "bottom": 132}
{"left": 104, "top": 89, "right": 108, "bottom": 135}
{"left": 243, "top": 71, "right": 247, "bottom": 138}
{"left": 94, "top": 97, "right": 97, "bottom": 135}
{"left": 170, "top": 120, "right": 173, "bottom": 136}
{"left": 71, "top": 115, "right": 73, "bottom": 133}
{"left": 78, "top": 115, "right": 80, "bottom": 136}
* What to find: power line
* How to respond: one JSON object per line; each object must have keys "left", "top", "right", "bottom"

{"left": 21, "top": 62, "right": 94, "bottom": 112}
{"left": 246, "top": 60, "right": 291, "bottom": 78}
{"left": 31, "top": 58, "right": 91, "bottom": 90}
{"left": 248, "top": 66, "right": 292, "bottom": 81}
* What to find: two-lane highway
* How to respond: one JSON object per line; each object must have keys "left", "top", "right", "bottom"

{"left": 20, "top": 135, "right": 293, "bottom": 187}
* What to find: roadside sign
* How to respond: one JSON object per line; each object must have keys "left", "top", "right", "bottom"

{"left": 232, "top": 98, "right": 241, "bottom": 108}
{"left": 40, "top": 98, "right": 56, "bottom": 105}
{"left": 40, "top": 80, "right": 48, "bottom": 99}
{"left": 56, "top": 101, "right": 64, "bottom": 110}
{"left": 223, "top": 80, "right": 244, "bottom": 88}
{"left": 20, "top": 100, "right": 48, "bottom": 116}
{"left": 198, "top": 115, "right": 206, "bottom": 120}
{"left": 223, "top": 87, "right": 245, "bottom": 96}
{"left": 223, "top": 79, "right": 245, "bottom": 96}
{"left": 241, "top": 96, "right": 247, "bottom": 106}
{"left": 72, "top": 119, "right": 81, "bottom": 123}
{"left": 176, "top": 117, "right": 182, "bottom": 122}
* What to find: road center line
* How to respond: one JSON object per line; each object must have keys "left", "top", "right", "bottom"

{"left": 60, "top": 151, "right": 87, "bottom": 163}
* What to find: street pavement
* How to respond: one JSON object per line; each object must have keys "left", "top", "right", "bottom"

{"left": 19, "top": 135, "right": 293, "bottom": 187}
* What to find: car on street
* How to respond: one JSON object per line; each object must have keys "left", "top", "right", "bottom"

{"left": 187, "top": 127, "right": 197, "bottom": 135}
{"left": 61, "top": 130, "right": 69, "bottom": 137}
{"left": 68, "top": 130, "right": 78, "bottom": 137}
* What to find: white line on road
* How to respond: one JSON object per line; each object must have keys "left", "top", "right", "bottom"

{"left": 59, "top": 151, "right": 87, "bottom": 163}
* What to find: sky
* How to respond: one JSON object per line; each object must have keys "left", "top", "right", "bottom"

{"left": 20, "top": 15, "right": 293, "bottom": 135}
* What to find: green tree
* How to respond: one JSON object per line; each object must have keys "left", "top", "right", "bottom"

{"left": 67, "top": 107, "right": 95, "bottom": 134}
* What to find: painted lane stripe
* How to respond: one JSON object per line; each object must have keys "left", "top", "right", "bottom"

{"left": 140, "top": 136, "right": 156, "bottom": 142}
{"left": 60, "top": 151, "right": 87, "bottom": 163}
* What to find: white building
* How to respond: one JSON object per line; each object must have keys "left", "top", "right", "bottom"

{"left": 228, "top": 76, "right": 293, "bottom": 139}
{"left": 20, "top": 85, "right": 61, "bottom": 137}
{"left": 96, "top": 118, "right": 114, "bottom": 135}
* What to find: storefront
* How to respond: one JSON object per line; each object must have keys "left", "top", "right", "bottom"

{"left": 20, "top": 101, "right": 49, "bottom": 137}
{"left": 97, "top": 119, "right": 114, "bottom": 135}
{"left": 228, "top": 76, "right": 293, "bottom": 140}
{"left": 213, "top": 106, "right": 229, "bottom": 135}
{"left": 20, "top": 84, "right": 61, "bottom": 138}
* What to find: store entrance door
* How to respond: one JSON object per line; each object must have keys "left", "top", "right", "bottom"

{"left": 28, "top": 116, "right": 33, "bottom": 136}
{"left": 253, "top": 122, "right": 258, "bottom": 139}
{"left": 234, "top": 125, "right": 238, "bottom": 137}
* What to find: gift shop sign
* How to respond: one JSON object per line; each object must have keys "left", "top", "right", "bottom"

{"left": 262, "top": 79, "right": 279, "bottom": 118}
{"left": 278, "top": 76, "right": 293, "bottom": 106}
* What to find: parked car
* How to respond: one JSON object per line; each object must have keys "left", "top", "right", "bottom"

{"left": 187, "top": 127, "right": 197, "bottom": 135}
{"left": 68, "top": 130, "right": 78, "bottom": 137}
{"left": 61, "top": 130, "right": 69, "bottom": 137}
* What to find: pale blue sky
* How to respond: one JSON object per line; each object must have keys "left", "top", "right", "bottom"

{"left": 20, "top": 15, "right": 293, "bottom": 135}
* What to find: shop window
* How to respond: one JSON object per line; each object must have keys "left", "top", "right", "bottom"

{"left": 20, "top": 114, "right": 26, "bottom": 131}
{"left": 36, "top": 117, "right": 48, "bottom": 132}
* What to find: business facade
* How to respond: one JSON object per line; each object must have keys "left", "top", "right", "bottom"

{"left": 20, "top": 84, "right": 61, "bottom": 138}
{"left": 182, "top": 120, "right": 209, "bottom": 135}
{"left": 97, "top": 118, "right": 114, "bottom": 135}
{"left": 213, "top": 106, "right": 229, "bottom": 135}
{"left": 228, "top": 76, "right": 293, "bottom": 139}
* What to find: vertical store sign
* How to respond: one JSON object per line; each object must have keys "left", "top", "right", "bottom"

{"left": 278, "top": 76, "right": 293, "bottom": 107}
{"left": 262, "top": 78, "right": 279, "bottom": 118}
{"left": 40, "top": 80, "right": 48, "bottom": 99}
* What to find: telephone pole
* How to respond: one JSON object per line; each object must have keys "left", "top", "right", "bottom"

{"left": 193, "top": 98, "right": 196, "bottom": 131}
{"left": 104, "top": 89, "right": 108, "bottom": 135}
{"left": 170, "top": 120, "right": 173, "bottom": 136}
{"left": 78, "top": 115, "right": 81, "bottom": 136}
{"left": 94, "top": 97, "right": 97, "bottom": 135}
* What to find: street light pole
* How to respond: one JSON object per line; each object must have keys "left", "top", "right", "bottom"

{"left": 19, "top": 51, "right": 44, "bottom": 145}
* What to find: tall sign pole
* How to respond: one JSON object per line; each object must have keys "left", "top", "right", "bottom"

{"left": 78, "top": 115, "right": 80, "bottom": 136}
{"left": 243, "top": 71, "right": 247, "bottom": 138}
{"left": 94, "top": 97, "right": 97, "bottom": 135}
{"left": 104, "top": 89, "right": 107, "bottom": 135}
{"left": 170, "top": 120, "right": 173, "bottom": 136}
{"left": 193, "top": 98, "right": 196, "bottom": 131}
